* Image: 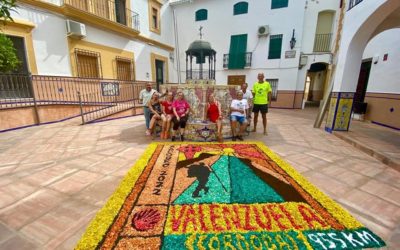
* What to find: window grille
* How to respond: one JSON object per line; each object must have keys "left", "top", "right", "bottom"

{"left": 116, "top": 56, "right": 134, "bottom": 81}
{"left": 75, "top": 49, "right": 102, "bottom": 78}
{"left": 266, "top": 78, "right": 278, "bottom": 101}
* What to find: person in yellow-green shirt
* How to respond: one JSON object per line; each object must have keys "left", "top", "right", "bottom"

{"left": 252, "top": 73, "right": 272, "bottom": 135}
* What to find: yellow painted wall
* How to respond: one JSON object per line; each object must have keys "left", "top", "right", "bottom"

{"left": 68, "top": 39, "right": 135, "bottom": 79}
{"left": 1, "top": 19, "right": 38, "bottom": 74}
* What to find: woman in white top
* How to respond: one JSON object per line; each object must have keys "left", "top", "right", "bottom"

{"left": 230, "top": 91, "right": 249, "bottom": 141}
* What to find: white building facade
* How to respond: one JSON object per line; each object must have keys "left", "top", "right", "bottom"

{"left": 170, "top": 0, "right": 341, "bottom": 109}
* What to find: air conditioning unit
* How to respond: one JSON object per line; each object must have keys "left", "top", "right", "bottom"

{"left": 258, "top": 25, "right": 270, "bottom": 37}
{"left": 66, "top": 20, "right": 86, "bottom": 39}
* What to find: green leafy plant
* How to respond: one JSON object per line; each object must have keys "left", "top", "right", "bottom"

{"left": 0, "top": 33, "right": 20, "bottom": 72}
{"left": 0, "top": 0, "right": 17, "bottom": 22}
{"left": 0, "top": 0, "right": 20, "bottom": 73}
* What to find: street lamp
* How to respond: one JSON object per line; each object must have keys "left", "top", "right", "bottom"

{"left": 290, "top": 29, "right": 296, "bottom": 50}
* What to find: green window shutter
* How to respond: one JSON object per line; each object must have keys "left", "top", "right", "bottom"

{"left": 229, "top": 34, "right": 247, "bottom": 69}
{"left": 195, "top": 9, "right": 208, "bottom": 21}
{"left": 271, "top": 0, "right": 288, "bottom": 9}
{"left": 268, "top": 34, "right": 283, "bottom": 59}
{"left": 233, "top": 2, "right": 248, "bottom": 15}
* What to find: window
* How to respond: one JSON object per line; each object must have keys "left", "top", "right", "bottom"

{"left": 233, "top": 2, "right": 248, "bottom": 15}
{"left": 271, "top": 0, "right": 288, "bottom": 9}
{"left": 268, "top": 34, "right": 283, "bottom": 59}
{"left": 75, "top": 49, "right": 102, "bottom": 78}
{"left": 116, "top": 57, "right": 134, "bottom": 81}
{"left": 195, "top": 9, "right": 208, "bottom": 21}
{"left": 149, "top": 1, "right": 161, "bottom": 34}
{"left": 229, "top": 34, "right": 248, "bottom": 69}
{"left": 266, "top": 78, "right": 278, "bottom": 101}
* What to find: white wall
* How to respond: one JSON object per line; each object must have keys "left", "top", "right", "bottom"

{"left": 333, "top": 0, "right": 399, "bottom": 92}
{"left": 171, "top": 0, "right": 306, "bottom": 90}
{"left": 131, "top": 0, "right": 175, "bottom": 47}
{"left": 363, "top": 28, "right": 400, "bottom": 94}
{"left": 13, "top": 5, "right": 72, "bottom": 76}
{"left": 301, "top": 0, "right": 339, "bottom": 54}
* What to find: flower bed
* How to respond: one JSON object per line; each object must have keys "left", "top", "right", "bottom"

{"left": 76, "top": 142, "right": 386, "bottom": 250}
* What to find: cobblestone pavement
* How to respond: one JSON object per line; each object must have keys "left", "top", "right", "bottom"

{"left": 0, "top": 108, "right": 399, "bottom": 249}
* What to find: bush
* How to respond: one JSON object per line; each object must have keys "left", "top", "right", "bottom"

{"left": 0, "top": 33, "right": 20, "bottom": 72}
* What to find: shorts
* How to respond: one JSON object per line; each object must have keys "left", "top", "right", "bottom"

{"left": 252, "top": 104, "right": 268, "bottom": 114}
{"left": 230, "top": 115, "right": 247, "bottom": 124}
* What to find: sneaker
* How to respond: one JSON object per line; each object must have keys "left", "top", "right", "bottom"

{"left": 237, "top": 135, "right": 244, "bottom": 141}
{"left": 180, "top": 135, "right": 184, "bottom": 141}
{"left": 171, "top": 136, "right": 176, "bottom": 142}
{"left": 145, "top": 130, "right": 151, "bottom": 136}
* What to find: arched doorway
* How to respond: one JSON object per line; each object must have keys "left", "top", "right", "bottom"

{"left": 303, "top": 63, "right": 329, "bottom": 108}
{"left": 325, "top": 0, "right": 400, "bottom": 132}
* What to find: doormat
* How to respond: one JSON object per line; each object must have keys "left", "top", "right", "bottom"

{"left": 76, "top": 142, "right": 386, "bottom": 250}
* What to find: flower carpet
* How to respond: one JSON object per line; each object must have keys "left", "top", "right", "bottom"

{"left": 76, "top": 142, "right": 386, "bottom": 250}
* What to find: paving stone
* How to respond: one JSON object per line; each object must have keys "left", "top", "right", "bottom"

{"left": 0, "top": 108, "right": 399, "bottom": 249}
{"left": 0, "top": 235, "right": 38, "bottom": 250}
{"left": 0, "top": 223, "right": 14, "bottom": 244}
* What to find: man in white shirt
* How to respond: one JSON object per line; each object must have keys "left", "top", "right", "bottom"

{"left": 139, "top": 83, "right": 165, "bottom": 135}
{"left": 230, "top": 91, "right": 248, "bottom": 141}
{"left": 241, "top": 83, "right": 253, "bottom": 119}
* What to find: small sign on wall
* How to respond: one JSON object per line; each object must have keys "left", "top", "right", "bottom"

{"left": 285, "top": 50, "right": 296, "bottom": 59}
{"left": 101, "top": 82, "right": 120, "bottom": 96}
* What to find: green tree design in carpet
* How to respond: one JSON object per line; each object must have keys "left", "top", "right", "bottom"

{"left": 173, "top": 156, "right": 284, "bottom": 204}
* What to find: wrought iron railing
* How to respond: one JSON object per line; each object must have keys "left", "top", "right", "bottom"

{"left": 64, "top": 0, "right": 140, "bottom": 31}
{"left": 1, "top": 74, "right": 153, "bottom": 123}
{"left": 223, "top": 52, "right": 252, "bottom": 69}
{"left": 0, "top": 74, "right": 35, "bottom": 108}
{"left": 348, "top": 0, "right": 363, "bottom": 10}
{"left": 313, "top": 33, "right": 332, "bottom": 52}
{"left": 77, "top": 81, "right": 152, "bottom": 124}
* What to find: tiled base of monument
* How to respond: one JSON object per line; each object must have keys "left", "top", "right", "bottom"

{"left": 76, "top": 142, "right": 386, "bottom": 250}
{"left": 185, "top": 120, "right": 250, "bottom": 141}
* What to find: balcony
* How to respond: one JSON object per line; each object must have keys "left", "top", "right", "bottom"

{"left": 64, "top": 0, "right": 140, "bottom": 31}
{"left": 348, "top": 0, "right": 363, "bottom": 10}
{"left": 313, "top": 33, "right": 332, "bottom": 52}
{"left": 223, "top": 52, "right": 252, "bottom": 69}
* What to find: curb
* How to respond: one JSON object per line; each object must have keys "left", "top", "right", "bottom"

{"left": 333, "top": 131, "right": 400, "bottom": 172}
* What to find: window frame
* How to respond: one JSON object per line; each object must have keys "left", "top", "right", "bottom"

{"left": 195, "top": 9, "right": 208, "bottom": 21}
{"left": 116, "top": 56, "right": 135, "bottom": 81}
{"left": 233, "top": 2, "right": 249, "bottom": 15}
{"left": 268, "top": 34, "right": 283, "bottom": 60}
{"left": 148, "top": 0, "right": 161, "bottom": 34}
{"left": 75, "top": 48, "right": 102, "bottom": 79}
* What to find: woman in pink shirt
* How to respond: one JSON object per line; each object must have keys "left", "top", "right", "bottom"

{"left": 171, "top": 91, "right": 190, "bottom": 141}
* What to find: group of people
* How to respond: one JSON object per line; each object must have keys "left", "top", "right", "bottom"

{"left": 139, "top": 72, "right": 272, "bottom": 142}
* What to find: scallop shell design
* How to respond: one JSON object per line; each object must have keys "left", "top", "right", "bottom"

{"left": 132, "top": 208, "right": 161, "bottom": 231}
